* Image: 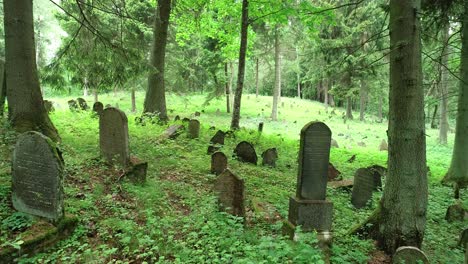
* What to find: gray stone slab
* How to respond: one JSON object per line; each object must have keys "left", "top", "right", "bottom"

{"left": 234, "top": 141, "right": 257, "bottom": 165}
{"left": 188, "top": 119, "right": 200, "bottom": 139}
{"left": 211, "top": 152, "right": 227, "bottom": 175}
{"left": 99, "top": 107, "right": 130, "bottom": 166}
{"left": 261, "top": 148, "right": 278, "bottom": 167}
{"left": 392, "top": 246, "right": 429, "bottom": 264}
{"left": 351, "top": 168, "right": 375, "bottom": 208}
{"left": 214, "top": 169, "right": 245, "bottom": 217}
{"left": 287, "top": 196, "right": 333, "bottom": 232}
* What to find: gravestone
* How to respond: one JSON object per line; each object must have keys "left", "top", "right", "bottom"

{"left": 211, "top": 152, "right": 227, "bottom": 175}
{"left": 194, "top": 111, "right": 201, "bottom": 117}
{"left": 351, "top": 168, "right": 375, "bottom": 208}
{"left": 331, "top": 139, "right": 339, "bottom": 148}
{"left": 68, "top": 99, "right": 78, "bottom": 111}
{"left": 92, "top": 102, "right": 104, "bottom": 115}
{"left": 258, "top": 122, "right": 264, "bottom": 133}
{"left": 77, "top": 98, "right": 88, "bottom": 110}
{"left": 44, "top": 100, "right": 54, "bottom": 113}
{"left": 328, "top": 163, "right": 341, "bottom": 181}
{"left": 160, "top": 125, "right": 185, "bottom": 140}
{"left": 174, "top": 115, "right": 180, "bottom": 121}
{"left": 182, "top": 117, "right": 190, "bottom": 123}
{"left": 367, "top": 165, "right": 385, "bottom": 190}
{"left": 379, "top": 139, "right": 388, "bottom": 151}
{"left": 234, "top": 141, "right": 258, "bottom": 165}
{"left": 105, "top": 104, "right": 112, "bottom": 108}
{"left": 357, "top": 141, "right": 366, "bottom": 147}
{"left": 261, "top": 148, "right": 278, "bottom": 167}
{"left": 12, "top": 131, "right": 64, "bottom": 221}
{"left": 392, "top": 246, "right": 429, "bottom": 264}
{"left": 207, "top": 130, "right": 226, "bottom": 154}
{"left": 188, "top": 119, "right": 200, "bottom": 139}
{"left": 445, "top": 203, "right": 466, "bottom": 222}
{"left": 214, "top": 169, "right": 245, "bottom": 217}
{"left": 285, "top": 121, "right": 333, "bottom": 235}
{"left": 216, "top": 109, "right": 221, "bottom": 116}
{"left": 99, "top": 107, "right": 130, "bottom": 166}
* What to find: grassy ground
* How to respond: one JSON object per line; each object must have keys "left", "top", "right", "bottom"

{"left": 0, "top": 92, "right": 466, "bottom": 263}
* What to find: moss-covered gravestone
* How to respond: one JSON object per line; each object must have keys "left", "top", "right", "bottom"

{"left": 234, "top": 141, "right": 257, "bottom": 165}
{"left": 77, "top": 97, "right": 88, "bottom": 110}
{"left": 68, "top": 99, "right": 78, "bottom": 111}
{"left": 99, "top": 107, "right": 130, "bottom": 166}
{"left": 211, "top": 152, "right": 227, "bottom": 175}
{"left": 285, "top": 121, "right": 333, "bottom": 235}
{"left": 214, "top": 169, "right": 245, "bottom": 217}
{"left": 188, "top": 119, "right": 200, "bottom": 139}
{"left": 392, "top": 246, "right": 429, "bottom": 264}
{"left": 12, "top": 131, "right": 64, "bottom": 222}
{"left": 208, "top": 130, "right": 225, "bottom": 154}
{"left": 351, "top": 168, "right": 375, "bottom": 208}
{"left": 93, "top": 101, "right": 104, "bottom": 116}
{"left": 261, "top": 148, "right": 278, "bottom": 167}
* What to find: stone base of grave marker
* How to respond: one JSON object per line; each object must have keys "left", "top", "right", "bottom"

{"left": 286, "top": 197, "right": 333, "bottom": 232}
{"left": 124, "top": 157, "right": 148, "bottom": 184}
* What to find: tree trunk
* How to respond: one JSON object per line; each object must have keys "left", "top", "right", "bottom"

{"left": 255, "top": 58, "right": 259, "bottom": 98}
{"left": 324, "top": 79, "right": 329, "bottom": 111}
{"left": 230, "top": 0, "right": 249, "bottom": 130}
{"left": 4, "top": 0, "right": 60, "bottom": 142}
{"left": 379, "top": 0, "right": 427, "bottom": 254}
{"left": 439, "top": 21, "right": 450, "bottom": 145}
{"left": 225, "top": 63, "right": 230, "bottom": 113}
{"left": 143, "top": 0, "right": 171, "bottom": 121}
{"left": 296, "top": 46, "right": 301, "bottom": 99}
{"left": 93, "top": 89, "right": 98, "bottom": 103}
{"left": 346, "top": 97, "right": 353, "bottom": 120}
{"left": 0, "top": 59, "right": 6, "bottom": 116}
{"left": 431, "top": 104, "right": 439, "bottom": 129}
{"left": 359, "top": 80, "right": 367, "bottom": 121}
{"left": 378, "top": 94, "right": 383, "bottom": 122}
{"left": 229, "top": 62, "right": 234, "bottom": 110}
{"left": 271, "top": 26, "right": 281, "bottom": 121}
{"left": 131, "top": 88, "right": 136, "bottom": 112}
{"left": 443, "top": 0, "right": 468, "bottom": 188}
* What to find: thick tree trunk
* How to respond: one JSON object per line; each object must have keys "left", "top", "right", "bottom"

{"left": 131, "top": 88, "right": 136, "bottom": 112}
{"left": 230, "top": 0, "right": 249, "bottom": 130}
{"left": 143, "top": 0, "right": 171, "bottom": 121}
{"left": 379, "top": 0, "right": 427, "bottom": 254}
{"left": 439, "top": 21, "right": 450, "bottom": 145}
{"left": 359, "top": 80, "right": 367, "bottom": 121}
{"left": 443, "top": 0, "right": 468, "bottom": 188}
{"left": 225, "top": 63, "right": 230, "bottom": 113}
{"left": 255, "top": 58, "right": 259, "bottom": 98}
{"left": 4, "top": 0, "right": 60, "bottom": 142}
{"left": 271, "top": 26, "right": 281, "bottom": 121}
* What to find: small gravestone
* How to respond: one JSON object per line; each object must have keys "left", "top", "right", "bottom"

{"left": 459, "top": 228, "right": 468, "bottom": 247}
{"left": 211, "top": 152, "right": 227, "bottom": 175}
{"left": 77, "top": 98, "right": 88, "bottom": 110}
{"left": 379, "top": 139, "right": 388, "bottom": 151}
{"left": 261, "top": 148, "right": 278, "bottom": 167}
{"left": 331, "top": 139, "right": 339, "bottom": 148}
{"left": 392, "top": 246, "right": 429, "bottom": 264}
{"left": 351, "top": 168, "right": 375, "bottom": 208}
{"left": 194, "top": 111, "right": 201, "bottom": 117}
{"left": 68, "top": 99, "right": 78, "bottom": 111}
{"left": 105, "top": 104, "right": 112, "bottom": 108}
{"left": 234, "top": 141, "right": 257, "bottom": 165}
{"left": 188, "top": 119, "right": 200, "bottom": 139}
{"left": 182, "top": 117, "right": 190, "bottom": 122}
{"left": 44, "top": 100, "right": 54, "bottom": 113}
{"left": 367, "top": 165, "right": 384, "bottom": 190}
{"left": 208, "top": 130, "right": 226, "bottom": 154}
{"left": 99, "top": 107, "right": 130, "bottom": 166}
{"left": 357, "top": 141, "right": 366, "bottom": 147}
{"left": 216, "top": 109, "right": 221, "bottom": 116}
{"left": 92, "top": 102, "right": 104, "bottom": 115}
{"left": 445, "top": 203, "right": 466, "bottom": 222}
{"left": 258, "top": 122, "right": 264, "bottom": 133}
{"left": 174, "top": 115, "right": 180, "bottom": 121}
{"left": 161, "top": 124, "right": 185, "bottom": 140}
{"left": 12, "top": 131, "right": 64, "bottom": 221}
{"left": 328, "top": 163, "right": 341, "bottom": 181}
{"left": 214, "top": 169, "right": 245, "bottom": 217}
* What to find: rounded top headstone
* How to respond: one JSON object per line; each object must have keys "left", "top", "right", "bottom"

{"left": 392, "top": 246, "right": 429, "bottom": 264}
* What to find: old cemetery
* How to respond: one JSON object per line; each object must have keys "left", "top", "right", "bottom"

{"left": 0, "top": 93, "right": 464, "bottom": 263}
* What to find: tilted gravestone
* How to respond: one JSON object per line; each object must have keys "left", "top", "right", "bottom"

{"left": 285, "top": 121, "right": 333, "bottom": 234}
{"left": 214, "top": 169, "right": 245, "bottom": 217}
{"left": 99, "top": 107, "right": 130, "bottom": 167}
{"left": 351, "top": 168, "right": 375, "bottom": 208}
{"left": 330, "top": 139, "right": 339, "bottom": 148}
{"left": 207, "top": 130, "right": 225, "bottom": 154}
{"left": 379, "top": 139, "right": 388, "bottom": 151}
{"left": 211, "top": 152, "right": 227, "bottom": 175}
{"left": 328, "top": 163, "right": 341, "bottom": 181}
{"left": 234, "top": 141, "right": 258, "bottom": 165}
{"left": 261, "top": 148, "right": 278, "bottom": 167}
{"left": 12, "top": 131, "right": 64, "bottom": 221}
{"left": 68, "top": 99, "right": 78, "bottom": 111}
{"left": 77, "top": 98, "right": 89, "bottom": 110}
{"left": 93, "top": 102, "right": 104, "bottom": 116}
{"left": 392, "top": 246, "right": 429, "bottom": 264}
{"left": 188, "top": 119, "right": 200, "bottom": 139}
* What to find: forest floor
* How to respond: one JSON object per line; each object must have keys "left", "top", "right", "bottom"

{"left": 0, "top": 92, "right": 466, "bottom": 263}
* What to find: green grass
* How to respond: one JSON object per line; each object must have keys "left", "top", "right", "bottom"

{"left": 0, "top": 92, "right": 465, "bottom": 263}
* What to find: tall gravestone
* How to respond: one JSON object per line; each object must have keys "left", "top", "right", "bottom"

{"left": 285, "top": 121, "right": 333, "bottom": 235}
{"left": 12, "top": 131, "right": 64, "bottom": 222}
{"left": 211, "top": 152, "right": 227, "bottom": 175}
{"left": 234, "top": 141, "right": 258, "bottom": 165}
{"left": 351, "top": 168, "right": 375, "bottom": 208}
{"left": 188, "top": 119, "right": 200, "bottom": 139}
{"left": 214, "top": 169, "right": 245, "bottom": 217}
{"left": 99, "top": 107, "right": 130, "bottom": 166}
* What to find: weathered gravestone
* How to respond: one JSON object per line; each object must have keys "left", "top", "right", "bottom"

{"left": 93, "top": 102, "right": 104, "bottom": 116}
{"left": 99, "top": 107, "right": 130, "bottom": 166}
{"left": 367, "top": 165, "right": 384, "bottom": 190}
{"left": 194, "top": 111, "right": 201, "bottom": 117}
{"left": 330, "top": 139, "right": 339, "bottom": 148}
{"left": 258, "top": 122, "right": 264, "bottom": 133}
{"left": 392, "top": 246, "right": 429, "bottom": 264}
{"left": 445, "top": 203, "right": 467, "bottom": 222}
{"left": 351, "top": 168, "right": 375, "bottom": 208}
{"left": 285, "top": 121, "right": 333, "bottom": 235}
{"left": 12, "top": 131, "right": 64, "bottom": 221}
{"left": 379, "top": 139, "right": 388, "bottom": 151}
{"left": 188, "top": 119, "right": 200, "bottom": 139}
{"left": 77, "top": 98, "right": 89, "bottom": 110}
{"left": 182, "top": 117, "right": 190, "bottom": 123}
{"left": 174, "top": 115, "right": 180, "bottom": 121}
{"left": 68, "top": 99, "right": 78, "bottom": 111}
{"left": 234, "top": 141, "right": 258, "bottom": 165}
{"left": 261, "top": 148, "right": 278, "bottom": 167}
{"left": 44, "top": 100, "right": 54, "bottom": 113}
{"left": 211, "top": 152, "right": 227, "bottom": 175}
{"left": 160, "top": 124, "right": 185, "bottom": 140}
{"left": 328, "top": 163, "right": 341, "bottom": 181}
{"left": 207, "top": 130, "right": 225, "bottom": 154}
{"left": 214, "top": 169, "right": 245, "bottom": 217}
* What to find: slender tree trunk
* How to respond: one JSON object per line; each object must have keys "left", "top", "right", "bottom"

{"left": 4, "top": 0, "right": 60, "bottom": 142}
{"left": 131, "top": 88, "right": 136, "bottom": 112}
{"left": 143, "top": 0, "right": 171, "bottom": 121}
{"left": 431, "top": 104, "right": 439, "bottom": 129}
{"left": 93, "top": 89, "right": 98, "bottom": 103}
{"left": 346, "top": 97, "right": 353, "bottom": 120}
{"left": 379, "top": 0, "right": 427, "bottom": 254}
{"left": 324, "top": 79, "right": 329, "bottom": 111}
{"left": 229, "top": 63, "right": 234, "bottom": 110}
{"left": 255, "top": 58, "right": 259, "bottom": 98}
{"left": 225, "top": 63, "right": 230, "bottom": 113}
{"left": 296, "top": 46, "right": 301, "bottom": 99}
{"left": 271, "top": 26, "right": 281, "bottom": 121}
{"left": 359, "top": 80, "right": 367, "bottom": 121}
{"left": 230, "top": 0, "right": 249, "bottom": 130}
{"left": 439, "top": 21, "right": 450, "bottom": 145}
{"left": 0, "top": 59, "right": 6, "bottom": 116}
{"left": 378, "top": 94, "right": 383, "bottom": 122}
{"left": 443, "top": 0, "right": 468, "bottom": 187}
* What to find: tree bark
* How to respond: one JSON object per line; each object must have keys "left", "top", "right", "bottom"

{"left": 131, "top": 88, "right": 136, "bottom": 112}
{"left": 296, "top": 46, "right": 301, "bottom": 99}
{"left": 378, "top": 94, "right": 383, "bottom": 122}
{"left": 324, "top": 79, "right": 329, "bottom": 111}
{"left": 0, "top": 59, "right": 6, "bottom": 116}
{"left": 431, "top": 104, "right": 439, "bottom": 129}
{"left": 4, "top": 0, "right": 60, "bottom": 142}
{"left": 230, "top": 0, "right": 249, "bottom": 130}
{"left": 143, "top": 0, "right": 171, "bottom": 121}
{"left": 359, "top": 80, "right": 367, "bottom": 121}
{"left": 255, "top": 58, "right": 259, "bottom": 98}
{"left": 438, "top": 21, "right": 450, "bottom": 145}
{"left": 271, "top": 26, "right": 281, "bottom": 121}
{"left": 443, "top": 0, "right": 468, "bottom": 188}
{"left": 93, "top": 89, "right": 98, "bottom": 103}
{"left": 225, "top": 63, "right": 230, "bottom": 113}
{"left": 346, "top": 97, "right": 353, "bottom": 120}
{"left": 379, "top": 0, "right": 427, "bottom": 254}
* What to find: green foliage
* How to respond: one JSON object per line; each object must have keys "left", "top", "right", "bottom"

{"left": 1, "top": 212, "right": 34, "bottom": 232}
